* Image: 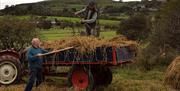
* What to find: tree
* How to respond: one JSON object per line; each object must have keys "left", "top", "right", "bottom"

{"left": 37, "top": 17, "right": 53, "bottom": 29}
{"left": 137, "top": 0, "right": 180, "bottom": 70}
{"left": 117, "top": 13, "right": 151, "bottom": 41}
{"left": 0, "top": 16, "right": 39, "bottom": 51}
{"left": 150, "top": 0, "right": 180, "bottom": 52}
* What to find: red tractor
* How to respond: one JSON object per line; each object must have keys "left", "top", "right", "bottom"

{"left": 0, "top": 46, "right": 135, "bottom": 91}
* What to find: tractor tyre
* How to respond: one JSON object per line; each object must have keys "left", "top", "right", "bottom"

{"left": 0, "top": 55, "right": 22, "bottom": 85}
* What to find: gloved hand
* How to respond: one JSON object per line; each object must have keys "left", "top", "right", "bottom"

{"left": 35, "top": 53, "right": 43, "bottom": 59}
{"left": 81, "top": 19, "right": 85, "bottom": 24}
{"left": 74, "top": 12, "right": 79, "bottom": 16}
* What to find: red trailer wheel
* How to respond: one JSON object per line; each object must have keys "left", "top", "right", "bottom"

{"left": 69, "top": 66, "right": 94, "bottom": 91}
{"left": 72, "top": 69, "right": 89, "bottom": 89}
{"left": 92, "top": 66, "right": 112, "bottom": 86}
{"left": 105, "top": 67, "right": 112, "bottom": 85}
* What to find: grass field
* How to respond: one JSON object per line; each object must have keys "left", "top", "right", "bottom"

{"left": 40, "top": 28, "right": 117, "bottom": 40}
{"left": 40, "top": 28, "right": 72, "bottom": 40}
{"left": 101, "top": 68, "right": 175, "bottom": 91}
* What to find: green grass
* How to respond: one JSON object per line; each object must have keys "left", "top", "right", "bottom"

{"left": 113, "top": 68, "right": 164, "bottom": 81}
{"left": 40, "top": 28, "right": 117, "bottom": 41}
{"left": 96, "top": 68, "right": 175, "bottom": 91}
{"left": 0, "top": 67, "right": 175, "bottom": 91}
{"left": 100, "top": 31, "right": 117, "bottom": 39}
{"left": 40, "top": 28, "right": 72, "bottom": 40}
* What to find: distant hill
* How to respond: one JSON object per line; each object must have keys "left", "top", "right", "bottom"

{"left": 46, "top": 0, "right": 115, "bottom": 6}
{"left": 0, "top": 0, "right": 125, "bottom": 18}
{"left": 0, "top": 0, "right": 161, "bottom": 20}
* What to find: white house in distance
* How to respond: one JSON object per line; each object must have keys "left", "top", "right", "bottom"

{"left": 132, "top": 0, "right": 168, "bottom": 12}
{"left": 141, "top": 0, "right": 167, "bottom": 2}
{"left": 155, "top": 0, "right": 167, "bottom": 1}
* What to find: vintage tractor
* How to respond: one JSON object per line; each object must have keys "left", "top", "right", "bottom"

{"left": 0, "top": 46, "right": 135, "bottom": 91}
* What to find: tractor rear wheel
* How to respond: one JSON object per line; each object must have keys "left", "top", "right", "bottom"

{"left": 0, "top": 55, "right": 22, "bottom": 85}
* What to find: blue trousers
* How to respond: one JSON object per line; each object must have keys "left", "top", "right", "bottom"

{"left": 24, "top": 68, "right": 43, "bottom": 91}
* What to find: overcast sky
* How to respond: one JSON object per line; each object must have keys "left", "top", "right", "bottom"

{"left": 0, "top": 0, "right": 141, "bottom": 9}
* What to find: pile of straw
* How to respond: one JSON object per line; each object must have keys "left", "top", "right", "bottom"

{"left": 108, "top": 35, "right": 138, "bottom": 51}
{"left": 42, "top": 36, "right": 138, "bottom": 53}
{"left": 164, "top": 56, "right": 180, "bottom": 90}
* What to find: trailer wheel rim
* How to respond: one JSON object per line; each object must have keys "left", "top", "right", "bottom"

{"left": 0, "top": 61, "right": 18, "bottom": 84}
{"left": 71, "top": 69, "right": 89, "bottom": 90}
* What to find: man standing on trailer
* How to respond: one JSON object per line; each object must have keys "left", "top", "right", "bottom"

{"left": 24, "top": 38, "right": 48, "bottom": 91}
{"left": 75, "top": 0, "right": 98, "bottom": 36}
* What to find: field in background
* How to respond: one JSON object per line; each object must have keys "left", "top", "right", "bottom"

{"left": 40, "top": 28, "right": 117, "bottom": 40}
{"left": 0, "top": 15, "right": 120, "bottom": 41}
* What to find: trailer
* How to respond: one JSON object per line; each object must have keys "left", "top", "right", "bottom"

{"left": 0, "top": 46, "right": 135, "bottom": 91}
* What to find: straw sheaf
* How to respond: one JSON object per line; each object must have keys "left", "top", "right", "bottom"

{"left": 164, "top": 56, "right": 180, "bottom": 90}
{"left": 42, "top": 36, "right": 138, "bottom": 53}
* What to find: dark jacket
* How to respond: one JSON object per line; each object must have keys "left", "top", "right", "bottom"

{"left": 27, "top": 46, "right": 47, "bottom": 69}
{"left": 76, "top": 7, "right": 98, "bottom": 26}
{"left": 84, "top": 7, "right": 98, "bottom": 26}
